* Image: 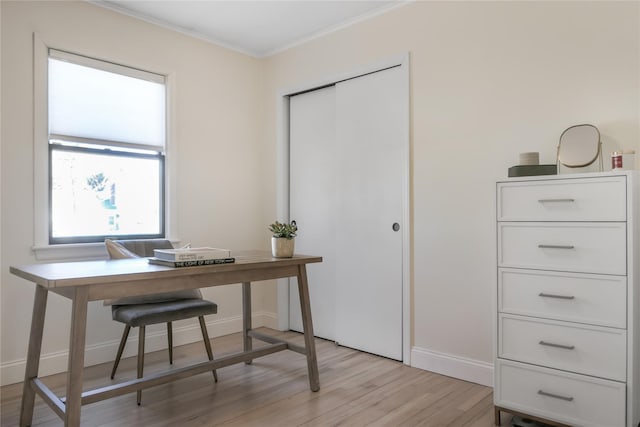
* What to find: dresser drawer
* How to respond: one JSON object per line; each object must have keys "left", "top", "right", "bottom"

{"left": 498, "top": 268, "right": 627, "bottom": 328}
{"left": 499, "top": 314, "right": 627, "bottom": 381}
{"left": 497, "top": 176, "right": 626, "bottom": 221}
{"left": 495, "top": 359, "right": 626, "bottom": 427}
{"left": 498, "top": 222, "right": 626, "bottom": 275}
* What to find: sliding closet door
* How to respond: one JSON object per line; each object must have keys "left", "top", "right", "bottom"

{"left": 289, "top": 66, "right": 405, "bottom": 360}
{"left": 289, "top": 86, "right": 337, "bottom": 340}
{"left": 333, "top": 67, "right": 403, "bottom": 360}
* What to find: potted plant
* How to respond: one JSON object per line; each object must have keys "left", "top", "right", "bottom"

{"left": 269, "top": 220, "right": 297, "bottom": 258}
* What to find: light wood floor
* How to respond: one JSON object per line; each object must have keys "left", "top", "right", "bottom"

{"left": 1, "top": 329, "right": 511, "bottom": 426}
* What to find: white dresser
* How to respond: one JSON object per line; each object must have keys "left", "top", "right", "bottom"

{"left": 494, "top": 171, "right": 639, "bottom": 427}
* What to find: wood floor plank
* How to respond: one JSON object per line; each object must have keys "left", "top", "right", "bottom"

{"left": 1, "top": 329, "right": 508, "bottom": 426}
{"left": 222, "top": 359, "right": 404, "bottom": 426}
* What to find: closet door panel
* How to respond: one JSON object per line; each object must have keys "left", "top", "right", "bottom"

{"left": 288, "top": 86, "right": 337, "bottom": 340}
{"left": 334, "top": 67, "right": 403, "bottom": 360}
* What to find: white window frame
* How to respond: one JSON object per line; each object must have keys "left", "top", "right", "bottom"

{"left": 32, "top": 33, "right": 178, "bottom": 260}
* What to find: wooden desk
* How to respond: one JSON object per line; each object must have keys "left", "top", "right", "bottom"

{"left": 10, "top": 251, "right": 322, "bottom": 427}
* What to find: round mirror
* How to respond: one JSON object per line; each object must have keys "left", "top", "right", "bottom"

{"left": 557, "top": 124, "right": 601, "bottom": 169}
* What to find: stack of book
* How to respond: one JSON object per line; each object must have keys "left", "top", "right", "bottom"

{"left": 148, "top": 247, "right": 235, "bottom": 268}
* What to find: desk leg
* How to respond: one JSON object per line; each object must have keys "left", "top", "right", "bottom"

{"left": 242, "top": 282, "right": 252, "bottom": 365}
{"left": 19, "top": 285, "right": 48, "bottom": 427}
{"left": 64, "top": 287, "right": 89, "bottom": 427}
{"left": 297, "top": 265, "right": 320, "bottom": 392}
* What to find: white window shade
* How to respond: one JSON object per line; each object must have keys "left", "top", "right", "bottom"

{"left": 48, "top": 55, "right": 165, "bottom": 149}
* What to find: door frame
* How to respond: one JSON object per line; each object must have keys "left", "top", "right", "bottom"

{"left": 275, "top": 53, "right": 411, "bottom": 364}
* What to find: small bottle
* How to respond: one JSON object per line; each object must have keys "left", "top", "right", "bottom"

{"left": 612, "top": 151, "right": 623, "bottom": 170}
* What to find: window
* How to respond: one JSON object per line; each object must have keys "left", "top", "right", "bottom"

{"left": 47, "top": 49, "right": 166, "bottom": 244}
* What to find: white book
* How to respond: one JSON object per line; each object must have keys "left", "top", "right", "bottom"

{"left": 153, "top": 247, "right": 231, "bottom": 262}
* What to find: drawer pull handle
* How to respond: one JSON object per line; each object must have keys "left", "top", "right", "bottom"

{"left": 538, "top": 244, "right": 575, "bottom": 250}
{"left": 538, "top": 198, "right": 575, "bottom": 203}
{"left": 539, "top": 340, "right": 575, "bottom": 350}
{"left": 538, "top": 292, "right": 575, "bottom": 300}
{"left": 537, "top": 390, "right": 574, "bottom": 402}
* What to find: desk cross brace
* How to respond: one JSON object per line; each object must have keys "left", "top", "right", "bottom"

{"left": 33, "top": 336, "right": 300, "bottom": 418}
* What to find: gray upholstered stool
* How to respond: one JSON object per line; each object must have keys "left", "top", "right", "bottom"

{"left": 105, "top": 239, "right": 219, "bottom": 405}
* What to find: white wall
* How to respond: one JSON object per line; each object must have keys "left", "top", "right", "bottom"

{"left": 262, "top": 1, "right": 640, "bottom": 385}
{"left": 0, "top": 1, "right": 274, "bottom": 385}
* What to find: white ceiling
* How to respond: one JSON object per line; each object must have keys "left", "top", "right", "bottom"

{"left": 93, "top": 1, "right": 404, "bottom": 58}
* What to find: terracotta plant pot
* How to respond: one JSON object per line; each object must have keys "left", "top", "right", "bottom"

{"left": 271, "top": 237, "right": 295, "bottom": 258}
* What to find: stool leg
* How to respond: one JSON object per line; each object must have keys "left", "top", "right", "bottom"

{"left": 167, "top": 321, "right": 173, "bottom": 365}
{"left": 137, "top": 325, "right": 145, "bottom": 405}
{"left": 111, "top": 325, "right": 130, "bottom": 380}
{"left": 198, "top": 316, "right": 218, "bottom": 382}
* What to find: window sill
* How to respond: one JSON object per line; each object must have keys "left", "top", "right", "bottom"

{"left": 33, "top": 242, "right": 108, "bottom": 262}
{"left": 33, "top": 238, "right": 181, "bottom": 261}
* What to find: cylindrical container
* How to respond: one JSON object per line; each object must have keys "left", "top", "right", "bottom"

{"left": 612, "top": 152, "right": 623, "bottom": 170}
{"left": 519, "top": 152, "right": 539, "bottom": 166}
{"left": 622, "top": 151, "right": 636, "bottom": 170}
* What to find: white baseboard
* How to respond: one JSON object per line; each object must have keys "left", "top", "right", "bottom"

{"left": 0, "top": 310, "right": 277, "bottom": 386}
{"left": 410, "top": 346, "right": 494, "bottom": 387}
{"left": 258, "top": 310, "right": 279, "bottom": 330}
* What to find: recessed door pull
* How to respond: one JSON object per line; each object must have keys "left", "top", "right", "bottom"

{"left": 539, "top": 340, "right": 575, "bottom": 350}
{"left": 538, "top": 389, "right": 574, "bottom": 402}
{"left": 538, "top": 244, "right": 575, "bottom": 249}
{"left": 538, "top": 292, "right": 575, "bottom": 300}
{"left": 537, "top": 198, "right": 575, "bottom": 203}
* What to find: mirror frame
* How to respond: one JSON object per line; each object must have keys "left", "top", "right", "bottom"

{"left": 557, "top": 124, "right": 603, "bottom": 170}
